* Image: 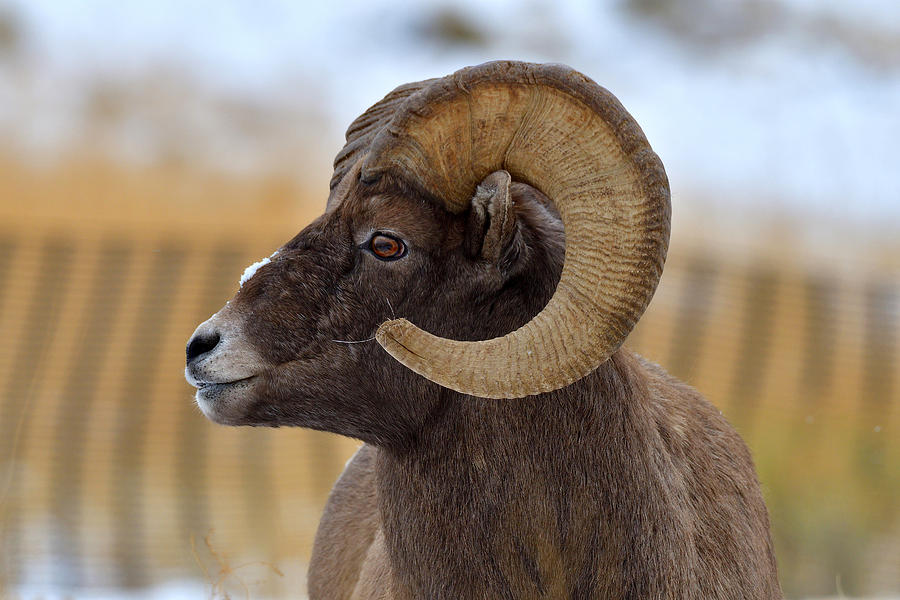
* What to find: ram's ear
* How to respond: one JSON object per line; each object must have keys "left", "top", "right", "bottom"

{"left": 464, "top": 170, "right": 516, "bottom": 264}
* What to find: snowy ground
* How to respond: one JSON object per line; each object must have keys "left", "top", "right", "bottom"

{"left": 0, "top": 0, "right": 898, "bottom": 228}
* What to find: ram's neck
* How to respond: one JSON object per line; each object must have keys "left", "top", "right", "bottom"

{"left": 374, "top": 349, "right": 695, "bottom": 600}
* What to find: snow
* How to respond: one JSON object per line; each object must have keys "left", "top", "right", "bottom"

{"left": 14, "top": 580, "right": 211, "bottom": 600}
{"left": 239, "top": 250, "right": 278, "bottom": 287}
{"left": 239, "top": 256, "right": 270, "bottom": 287}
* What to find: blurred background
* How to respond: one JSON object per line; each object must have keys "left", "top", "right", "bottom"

{"left": 0, "top": 0, "right": 897, "bottom": 598}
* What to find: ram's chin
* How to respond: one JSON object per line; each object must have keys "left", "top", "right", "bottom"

{"left": 195, "top": 379, "right": 258, "bottom": 426}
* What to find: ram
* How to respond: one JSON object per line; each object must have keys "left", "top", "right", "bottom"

{"left": 185, "top": 61, "right": 781, "bottom": 599}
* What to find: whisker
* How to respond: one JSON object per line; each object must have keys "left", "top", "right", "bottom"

{"left": 386, "top": 298, "right": 396, "bottom": 319}
{"left": 332, "top": 335, "right": 377, "bottom": 345}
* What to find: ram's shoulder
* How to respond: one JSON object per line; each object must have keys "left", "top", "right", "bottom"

{"left": 630, "top": 351, "right": 724, "bottom": 423}
{"left": 625, "top": 350, "right": 755, "bottom": 467}
{"left": 308, "top": 443, "right": 382, "bottom": 599}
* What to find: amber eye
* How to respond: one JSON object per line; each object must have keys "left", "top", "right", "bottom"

{"left": 369, "top": 234, "right": 407, "bottom": 261}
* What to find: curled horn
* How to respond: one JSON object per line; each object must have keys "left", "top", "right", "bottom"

{"left": 365, "top": 61, "right": 670, "bottom": 398}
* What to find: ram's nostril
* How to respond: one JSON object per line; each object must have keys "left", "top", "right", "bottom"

{"left": 186, "top": 331, "right": 221, "bottom": 364}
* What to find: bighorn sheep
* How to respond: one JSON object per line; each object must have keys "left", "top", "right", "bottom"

{"left": 185, "top": 61, "right": 782, "bottom": 599}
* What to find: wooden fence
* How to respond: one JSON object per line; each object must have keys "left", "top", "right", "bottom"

{"left": 0, "top": 160, "right": 897, "bottom": 597}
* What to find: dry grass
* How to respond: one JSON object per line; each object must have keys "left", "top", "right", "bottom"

{"left": 192, "top": 531, "right": 284, "bottom": 600}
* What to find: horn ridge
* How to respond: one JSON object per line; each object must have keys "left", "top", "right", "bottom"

{"left": 363, "top": 60, "right": 670, "bottom": 398}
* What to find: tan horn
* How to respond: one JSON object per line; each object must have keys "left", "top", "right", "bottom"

{"left": 365, "top": 61, "right": 670, "bottom": 398}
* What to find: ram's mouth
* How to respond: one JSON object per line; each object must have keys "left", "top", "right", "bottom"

{"left": 192, "top": 375, "right": 261, "bottom": 425}
{"left": 185, "top": 361, "right": 259, "bottom": 390}
{"left": 193, "top": 375, "right": 259, "bottom": 411}
{"left": 193, "top": 375, "right": 257, "bottom": 390}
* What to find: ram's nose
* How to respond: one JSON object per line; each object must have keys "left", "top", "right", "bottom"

{"left": 186, "top": 328, "right": 221, "bottom": 366}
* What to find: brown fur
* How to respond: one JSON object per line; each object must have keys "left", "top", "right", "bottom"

{"left": 186, "top": 172, "right": 782, "bottom": 598}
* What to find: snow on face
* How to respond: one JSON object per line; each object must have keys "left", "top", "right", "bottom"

{"left": 239, "top": 250, "right": 278, "bottom": 287}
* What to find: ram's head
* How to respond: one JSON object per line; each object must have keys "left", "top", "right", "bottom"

{"left": 185, "top": 61, "right": 670, "bottom": 447}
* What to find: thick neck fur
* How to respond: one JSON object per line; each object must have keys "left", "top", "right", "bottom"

{"left": 374, "top": 350, "right": 700, "bottom": 599}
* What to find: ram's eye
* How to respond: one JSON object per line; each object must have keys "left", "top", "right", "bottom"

{"left": 369, "top": 234, "right": 407, "bottom": 260}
